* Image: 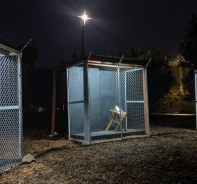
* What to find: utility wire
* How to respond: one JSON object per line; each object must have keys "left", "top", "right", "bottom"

{"left": 0, "top": 28, "right": 23, "bottom": 43}
{"left": 0, "top": 23, "right": 29, "bottom": 49}
{"left": 0, "top": 35, "right": 19, "bottom": 46}
{"left": 0, "top": 22, "right": 33, "bottom": 58}
{"left": 0, "top": 23, "right": 28, "bottom": 40}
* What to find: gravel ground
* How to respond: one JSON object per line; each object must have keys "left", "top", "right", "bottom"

{"left": 1, "top": 116, "right": 197, "bottom": 183}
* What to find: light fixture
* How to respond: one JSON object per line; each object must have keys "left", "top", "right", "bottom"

{"left": 78, "top": 10, "right": 92, "bottom": 56}
{"left": 78, "top": 10, "right": 91, "bottom": 25}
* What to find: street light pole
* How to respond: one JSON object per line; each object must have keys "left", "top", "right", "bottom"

{"left": 78, "top": 10, "right": 91, "bottom": 56}
{"left": 81, "top": 22, "right": 85, "bottom": 56}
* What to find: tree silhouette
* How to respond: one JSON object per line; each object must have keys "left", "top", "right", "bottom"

{"left": 125, "top": 46, "right": 175, "bottom": 111}
{"left": 19, "top": 45, "right": 38, "bottom": 69}
{"left": 178, "top": 14, "right": 197, "bottom": 98}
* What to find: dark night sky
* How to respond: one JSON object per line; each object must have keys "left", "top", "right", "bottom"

{"left": 0, "top": 0, "right": 197, "bottom": 67}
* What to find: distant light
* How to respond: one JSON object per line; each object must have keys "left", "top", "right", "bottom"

{"left": 78, "top": 10, "right": 91, "bottom": 25}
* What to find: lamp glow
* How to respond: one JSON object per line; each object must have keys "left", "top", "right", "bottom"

{"left": 78, "top": 10, "right": 91, "bottom": 25}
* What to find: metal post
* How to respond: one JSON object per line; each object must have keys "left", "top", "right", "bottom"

{"left": 78, "top": 10, "right": 91, "bottom": 56}
{"left": 20, "top": 39, "right": 32, "bottom": 52}
{"left": 124, "top": 71, "right": 127, "bottom": 129}
{"left": 51, "top": 70, "right": 57, "bottom": 135}
{"left": 118, "top": 55, "right": 124, "bottom": 139}
{"left": 83, "top": 53, "right": 92, "bottom": 144}
{"left": 18, "top": 54, "right": 23, "bottom": 158}
{"left": 81, "top": 24, "right": 85, "bottom": 56}
{"left": 83, "top": 60, "right": 90, "bottom": 144}
{"left": 67, "top": 68, "right": 71, "bottom": 140}
{"left": 144, "top": 67, "right": 150, "bottom": 136}
{"left": 194, "top": 70, "right": 197, "bottom": 129}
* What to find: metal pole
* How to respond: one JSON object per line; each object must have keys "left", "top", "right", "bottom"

{"left": 83, "top": 52, "right": 92, "bottom": 144}
{"left": 18, "top": 54, "right": 23, "bottom": 158}
{"left": 78, "top": 10, "right": 91, "bottom": 56}
{"left": 144, "top": 60, "right": 151, "bottom": 136}
{"left": 118, "top": 55, "right": 124, "bottom": 139}
{"left": 51, "top": 70, "right": 57, "bottom": 135}
{"left": 67, "top": 68, "right": 71, "bottom": 140}
{"left": 20, "top": 39, "right": 32, "bottom": 53}
{"left": 195, "top": 70, "right": 197, "bottom": 130}
{"left": 81, "top": 24, "right": 85, "bottom": 56}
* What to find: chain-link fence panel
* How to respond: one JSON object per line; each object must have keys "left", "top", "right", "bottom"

{"left": 0, "top": 55, "right": 22, "bottom": 173}
{"left": 88, "top": 64, "right": 146, "bottom": 142}
{"left": 88, "top": 65, "right": 120, "bottom": 141}
{"left": 124, "top": 68, "right": 145, "bottom": 134}
{"left": 67, "top": 64, "right": 85, "bottom": 142}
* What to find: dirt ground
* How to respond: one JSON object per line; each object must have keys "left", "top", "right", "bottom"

{"left": 1, "top": 115, "right": 197, "bottom": 184}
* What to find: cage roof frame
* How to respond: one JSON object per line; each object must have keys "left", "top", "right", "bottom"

{"left": 0, "top": 43, "right": 20, "bottom": 55}
{"left": 53, "top": 54, "right": 148, "bottom": 70}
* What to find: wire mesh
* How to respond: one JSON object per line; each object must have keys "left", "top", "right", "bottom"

{"left": 88, "top": 65, "right": 146, "bottom": 142}
{"left": 67, "top": 61, "right": 148, "bottom": 143}
{"left": 89, "top": 65, "right": 120, "bottom": 141}
{"left": 0, "top": 55, "right": 22, "bottom": 173}
{"left": 125, "top": 68, "right": 145, "bottom": 131}
{"left": 67, "top": 64, "right": 85, "bottom": 141}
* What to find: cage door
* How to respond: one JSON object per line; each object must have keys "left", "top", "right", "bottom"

{"left": 125, "top": 68, "right": 145, "bottom": 130}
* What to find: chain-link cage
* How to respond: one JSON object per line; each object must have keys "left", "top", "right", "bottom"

{"left": 0, "top": 53, "right": 22, "bottom": 173}
{"left": 67, "top": 60, "right": 149, "bottom": 144}
{"left": 67, "top": 63, "right": 85, "bottom": 142}
{"left": 89, "top": 65, "right": 146, "bottom": 142}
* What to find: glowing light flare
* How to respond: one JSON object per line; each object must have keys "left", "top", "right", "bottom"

{"left": 78, "top": 10, "right": 91, "bottom": 25}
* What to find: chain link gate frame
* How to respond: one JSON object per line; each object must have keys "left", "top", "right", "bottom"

{"left": 0, "top": 44, "right": 22, "bottom": 173}
{"left": 195, "top": 69, "right": 197, "bottom": 129}
{"left": 67, "top": 55, "right": 149, "bottom": 144}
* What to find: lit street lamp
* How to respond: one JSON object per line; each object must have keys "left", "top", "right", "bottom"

{"left": 78, "top": 10, "right": 91, "bottom": 56}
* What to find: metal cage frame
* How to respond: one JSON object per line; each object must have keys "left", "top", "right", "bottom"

{"left": 0, "top": 43, "right": 22, "bottom": 173}
{"left": 51, "top": 54, "right": 150, "bottom": 144}
{"left": 194, "top": 69, "right": 197, "bottom": 129}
